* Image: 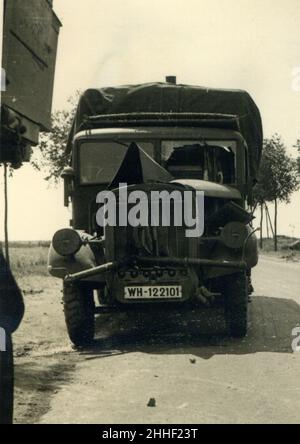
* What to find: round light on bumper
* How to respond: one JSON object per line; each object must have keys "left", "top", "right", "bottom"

{"left": 52, "top": 229, "right": 82, "bottom": 256}
{"left": 221, "top": 222, "right": 248, "bottom": 249}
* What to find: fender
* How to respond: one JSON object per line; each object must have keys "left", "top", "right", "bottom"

{"left": 204, "top": 225, "right": 258, "bottom": 279}
{"left": 48, "top": 240, "right": 96, "bottom": 279}
{"left": 244, "top": 229, "right": 258, "bottom": 268}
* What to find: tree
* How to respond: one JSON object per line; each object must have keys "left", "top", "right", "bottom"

{"left": 294, "top": 138, "right": 300, "bottom": 174}
{"left": 32, "top": 93, "right": 80, "bottom": 183}
{"left": 254, "top": 134, "right": 300, "bottom": 251}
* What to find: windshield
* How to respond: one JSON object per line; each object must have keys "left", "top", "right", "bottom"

{"left": 79, "top": 139, "right": 237, "bottom": 185}
{"left": 79, "top": 141, "right": 154, "bottom": 184}
{"left": 161, "top": 140, "right": 237, "bottom": 184}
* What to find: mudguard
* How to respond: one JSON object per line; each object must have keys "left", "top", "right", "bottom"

{"left": 204, "top": 226, "right": 258, "bottom": 279}
{"left": 244, "top": 229, "right": 259, "bottom": 269}
{"left": 48, "top": 242, "right": 97, "bottom": 279}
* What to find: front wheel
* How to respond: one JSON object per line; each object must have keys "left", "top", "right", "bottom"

{"left": 63, "top": 283, "right": 95, "bottom": 347}
{"left": 224, "top": 271, "right": 248, "bottom": 338}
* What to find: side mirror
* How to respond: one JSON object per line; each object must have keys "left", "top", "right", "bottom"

{"left": 61, "top": 167, "right": 75, "bottom": 207}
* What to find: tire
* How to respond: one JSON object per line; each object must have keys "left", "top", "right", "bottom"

{"left": 0, "top": 333, "right": 14, "bottom": 425}
{"left": 63, "top": 283, "right": 95, "bottom": 347}
{"left": 224, "top": 271, "right": 248, "bottom": 338}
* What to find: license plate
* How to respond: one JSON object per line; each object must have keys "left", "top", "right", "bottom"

{"left": 124, "top": 285, "right": 182, "bottom": 300}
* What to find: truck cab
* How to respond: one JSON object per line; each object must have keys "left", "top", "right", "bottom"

{"left": 67, "top": 126, "right": 249, "bottom": 232}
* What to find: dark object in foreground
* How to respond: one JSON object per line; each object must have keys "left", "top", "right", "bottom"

{"left": 0, "top": 248, "right": 24, "bottom": 424}
{"left": 49, "top": 80, "right": 261, "bottom": 346}
{"left": 0, "top": 333, "right": 13, "bottom": 425}
{"left": 1, "top": 0, "right": 61, "bottom": 153}
{"left": 147, "top": 398, "right": 156, "bottom": 408}
{"left": 1, "top": 0, "right": 61, "bottom": 425}
{"left": 0, "top": 250, "right": 24, "bottom": 334}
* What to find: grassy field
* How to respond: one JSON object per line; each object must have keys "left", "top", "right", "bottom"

{"left": 258, "top": 235, "right": 300, "bottom": 261}
{"left": 8, "top": 244, "right": 49, "bottom": 277}
{"left": 259, "top": 235, "right": 298, "bottom": 250}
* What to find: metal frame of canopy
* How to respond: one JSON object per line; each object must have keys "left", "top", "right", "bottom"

{"left": 80, "top": 112, "right": 240, "bottom": 130}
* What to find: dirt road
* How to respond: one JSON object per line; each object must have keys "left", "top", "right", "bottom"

{"left": 13, "top": 254, "right": 300, "bottom": 424}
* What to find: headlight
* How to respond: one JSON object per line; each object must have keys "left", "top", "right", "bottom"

{"left": 52, "top": 229, "right": 82, "bottom": 256}
{"left": 221, "top": 222, "right": 248, "bottom": 249}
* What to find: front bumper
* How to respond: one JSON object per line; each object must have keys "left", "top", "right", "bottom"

{"left": 64, "top": 256, "right": 247, "bottom": 284}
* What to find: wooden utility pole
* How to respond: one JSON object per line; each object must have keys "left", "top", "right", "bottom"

{"left": 260, "top": 203, "right": 264, "bottom": 249}
{"left": 265, "top": 204, "right": 275, "bottom": 238}
{"left": 274, "top": 199, "right": 278, "bottom": 252}
{"left": 265, "top": 203, "right": 270, "bottom": 239}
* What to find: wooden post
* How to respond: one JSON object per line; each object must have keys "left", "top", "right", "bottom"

{"left": 265, "top": 204, "right": 275, "bottom": 238}
{"left": 260, "top": 203, "right": 264, "bottom": 249}
{"left": 274, "top": 199, "right": 278, "bottom": 252}
{"left": 265, "top": 203, "right": 270, "bottom": 238}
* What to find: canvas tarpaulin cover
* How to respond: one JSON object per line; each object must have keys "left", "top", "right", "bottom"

{"left": 68, "top": 82, "right": 263, "bottom": 179}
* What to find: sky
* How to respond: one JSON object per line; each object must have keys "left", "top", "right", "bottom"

{"left": 1, "top": 0, "right": 300, "bottom": 240}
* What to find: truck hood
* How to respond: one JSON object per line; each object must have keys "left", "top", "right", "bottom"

{"left": 172, "top": 179, "right": 242, "bottom": 199}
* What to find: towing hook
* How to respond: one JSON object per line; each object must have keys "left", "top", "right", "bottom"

{"left": 196, "top": 286, "right": 221, "bottom": 306}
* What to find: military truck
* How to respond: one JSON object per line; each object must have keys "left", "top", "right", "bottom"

{"left": 48, "top": 79, "right": 262, "bottom": 346}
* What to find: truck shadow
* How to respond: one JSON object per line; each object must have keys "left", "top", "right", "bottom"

{"left": 81, "top": 295, "right": 300, "bottom": 360}
{"left": 14, "top": 358, "right": 75, "bottom": 424}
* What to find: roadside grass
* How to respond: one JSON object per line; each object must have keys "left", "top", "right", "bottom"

{"left": 259, "top": 236, "right": 300, "bottom": 261}
{"left": 8, "top": 245, "right": 49, "bottom": 277}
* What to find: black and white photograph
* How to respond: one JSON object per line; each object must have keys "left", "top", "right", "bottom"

{"left": 0, "top": 0, "right": 300, "bottom": 427}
